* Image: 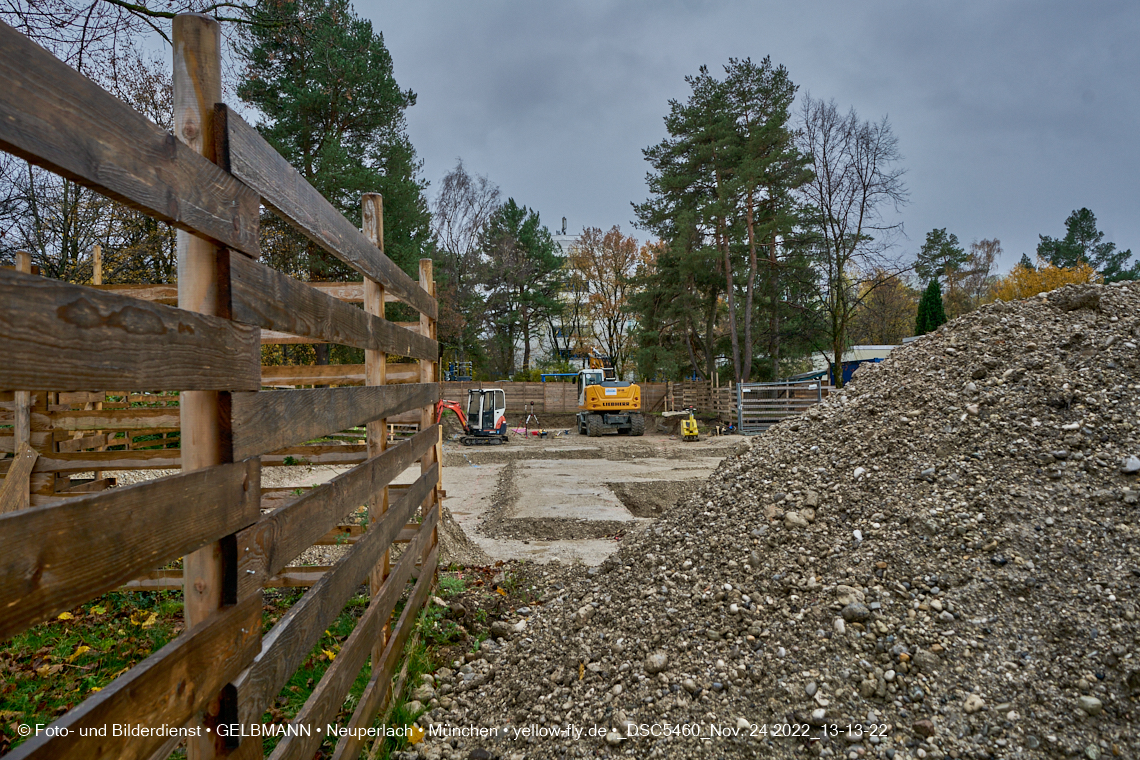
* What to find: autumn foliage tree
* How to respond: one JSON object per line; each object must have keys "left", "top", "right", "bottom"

{"left": 992, "top": 257, "right": 1100, "bottom": 301}
{"left": 850, "top": 269, "right": 916, "bottom": 345}
{"left": 568, "top": 226, "right": 641, "bottom": 379}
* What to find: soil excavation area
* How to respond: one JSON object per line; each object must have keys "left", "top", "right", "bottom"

{"left": 429, "top": 427, "right": 744, "bottom": 565}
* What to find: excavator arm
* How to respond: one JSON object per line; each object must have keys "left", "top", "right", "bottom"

{"left": 435, "top": 400, "right": 468, "bottom": 431}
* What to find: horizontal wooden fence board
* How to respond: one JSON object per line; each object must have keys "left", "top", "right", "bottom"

{"left": 232, "top": 383, "right": 438, "bottom": 460}
{"left": 0, "top": 459, "right": 259, "bottom": 640}
{"left": 261, "top": 363, "right": 427, "bottom": 387}
{"left": 6, "top": 593, "right": 262, "bottom": 760}
{"left": 270, "top": 540, "right": 437, "bottom": 760}
{"left": 229, "top": 252, "right": 437, "bottom": 359}
{"left": 53, "top": 432, "right": 117, "bottom": 453}
{"left": 92, "top": 280, "right": 411, "bottom": 306}
{"left": 235, "top": 468, "right": 436, "bottom": 725}
{"left": 0, "top": 270, "right": 260, "bottom": 392}
{"left": 237, "top": 424, "right": 439, "bottom": 589}
{"left": 0, "top": 449, "right": 182, "bottom": 476}
{"left": 0, "top": 21, "right": 259, "bottom": 257}
{"left": 218, "top": 106, "right": 435, "bottom": 319}
{"left": 47, "top": 408, "right": 181, "bottom": 430}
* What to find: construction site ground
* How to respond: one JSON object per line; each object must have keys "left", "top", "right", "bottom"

{"left": 425, "top": 416, "right": 747, "bottom": 566}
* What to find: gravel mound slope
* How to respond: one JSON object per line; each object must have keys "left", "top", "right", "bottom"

{"left": 410, "top": 283, "right": 1140, "bottom": 760}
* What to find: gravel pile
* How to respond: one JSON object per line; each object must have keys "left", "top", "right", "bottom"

{"left": 406, "top": 282, "right": 1140, "bottom": 760}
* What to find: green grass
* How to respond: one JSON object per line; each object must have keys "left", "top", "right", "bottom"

{"left": 0, "top": 591, "right": 184, "bottom": 753}
{"left": 437, "top": 575, "right": 466, "bottom": 597}
{"left": 2, "top": 567, "right": 526, "bottom": 758}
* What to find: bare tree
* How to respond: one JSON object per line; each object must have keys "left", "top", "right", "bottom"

{"left": 0, "top": 48, "right": 177, "bottom": 283}
{"left": 797, "top": 96, "right": 907, "bottom": 387}
{"left": 431, "top": 160, "right": 500, "bottom": 361}
{"left": 432, "top": 160, "right": 500, "bottom": 295}
{"left": 961, "top": 238, "right": 1001, "bottom": 309}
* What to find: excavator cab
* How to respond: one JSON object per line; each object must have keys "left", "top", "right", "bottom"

{"left": 466, "top": 389, "right": 507, "bottom": 436}
{"left": 436, "top": 389, "right": 508, "bottom": 445}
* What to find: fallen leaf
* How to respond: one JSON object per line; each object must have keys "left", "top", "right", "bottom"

{"left": 322, "top": 649, "right": 336, "bottom": 661}
{"left": 90, "top": 606, "right": 106, "bottom": 616}
{"left": 57, "top": 612, "right": 74, "bottom": 621}
{"left": 495, "top": 588, "right": 507, "bottom": 597}
{"left": 66, "top": 646, "right": 91, "bottom": 663}
{"left": 408, "top": 725, "right": 425, "bottom": 744}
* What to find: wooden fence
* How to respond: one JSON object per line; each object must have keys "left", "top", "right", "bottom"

{"left": 0, "top": 15, "right": 440, "bottom": 760}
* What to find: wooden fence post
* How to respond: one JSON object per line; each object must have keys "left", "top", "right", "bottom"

{"left": 418, "top": 259, "right": 438, "bottom": 566}
{"left": 9, "top": 250, "right": 33, "bottom": 511}
{"left": 173, "top": 15, "right": 251, "bottom": 759}
{"left": 362, "top": 192, "right": 390, "bottom": 665}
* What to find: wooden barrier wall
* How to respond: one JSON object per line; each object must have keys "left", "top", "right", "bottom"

{"left": 0, "top": 15, "right": 439, "bottom": 760}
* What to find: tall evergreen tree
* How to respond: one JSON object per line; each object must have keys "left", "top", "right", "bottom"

{"left": 238, "top": 0, "right": 432, "bottom": 280}
{"left": 636, "top": 58, "right": 816, "bottom": 383}
{"left": 1037, "top": 208, "right": 1137, "bottom": 282}
{"left": 915, "top": 228, "right": 968, "bottom": 317}
{"left": 914, "top": 280, "right": 947, "bottom": 336}
{"left": 481, "top": 199, "right": 562, "bottom": 374}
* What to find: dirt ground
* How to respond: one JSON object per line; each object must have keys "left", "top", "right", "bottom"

{"left": 430, "top": 420, "right": 747, "bottom": 566}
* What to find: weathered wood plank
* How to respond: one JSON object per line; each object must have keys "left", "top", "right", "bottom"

{"left": 269, "top": 543, "right": 437, "bottom": 760}
{"left": 218, "top": 106, "right": 435, "bottom": 319}
{"left": 229, "top": 252, "right": 437, "bottom": 359}
{"left": 231, "top": 383, "right": 438, "bottom": 459}
{"left": 260, "top": 363, "right": 419, "bottom": 386}
{"left": 6, "top": 593, "right": 262, "bottom": 760}
{"left": 0, "top": 449, "right": 180, "bottom": 476}
{"left": 56, "top": 476, "right": 116, "bottom": 493}
{"left": 235, "top": 424, "right": 439, "bottom": 590}
{"left": 0, "top": 21, "right": 259, "bottom": 256}
{"left": 0, "top": 270, "right": 260, "bottom": 392}
{"left": 331, "top": 534, "right": 436, "bottom": 760}
{"left": 54, "top": 432, "right": 118, "bottom": 453}
{"left": 0, "top": 442, "right": 38, "bottom": 513}
{"left": 0, "top": 459, "right": 259, "bottom": 640}
{"left": 234, "top": 468, "right": 436, "bottom": 725}
{"left": 94, "top": 280, "right": 387, "bottom": 305}
{"left": 48, "top": 408, "right": 182, "bottom": 430}
{"left": 260, "top": 450, "right": 367, "bottom": 467}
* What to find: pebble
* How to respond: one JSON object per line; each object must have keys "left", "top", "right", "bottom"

{"left": 1123, "top": 456, "right": 1140, "bottom": 474}
{"left": 784, "top": 511, "right": 809, "bottom": 528}
{"left": 841, "top": 603, "right": 871, "bottom": 622}
{"left": 1078, "top": 695, "right": 1103, "bottom": 716}
{"left": 834, "top": 618, "right": 846, "bottom": 635}
{"left": 963, "top": 694, "right": 985, "bottom": 714}
{"left": 644, "top": 651, "right": 669, "bottom": 675}
{"left": 806, "top": 681, "right": 818, "bottom": 697}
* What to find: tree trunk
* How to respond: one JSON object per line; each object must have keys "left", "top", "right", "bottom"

{"left": 742, "top": 194, "right": 758, "bottom": 383}
{"left": 704, "top": 297, "right": 717, "bottom": 382}
{"left": 768, "top": 227, "right": 780, "bottom": 381}
{"left": 720, "top": 221, "right": 742, "bottom": 385}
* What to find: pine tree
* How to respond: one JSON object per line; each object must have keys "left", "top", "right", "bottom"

{"left": 1037, "top": 208, "right": 1137, "bottom": 282}
{"left": 238, "top": 0, "right": 432, "bottom": 278}
{"left": 914, "top": 280, "right": 946, "bottom": 336}
{"left": 481, "top": 200, "right": 563, "bottom": 374}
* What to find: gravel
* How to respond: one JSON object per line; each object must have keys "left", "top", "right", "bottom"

{"left": 403, "top": 283, "right": 1140, "bottom": 760}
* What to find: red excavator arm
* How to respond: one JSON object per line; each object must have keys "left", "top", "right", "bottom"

{"left": 435, "top": 400, "right": 468, "bottom": 431}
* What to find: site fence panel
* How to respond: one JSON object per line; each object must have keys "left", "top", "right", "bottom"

{"left": 0, "top": 16, "right": 439, "bottom": 759}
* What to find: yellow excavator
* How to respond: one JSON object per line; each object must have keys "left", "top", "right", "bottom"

{"left": 576, "top": 351, "right": 644, "bottom": 436}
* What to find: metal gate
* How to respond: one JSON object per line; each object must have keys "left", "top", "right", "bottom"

{"left": 737, "top": 380, "right": 825, "bottom": 434}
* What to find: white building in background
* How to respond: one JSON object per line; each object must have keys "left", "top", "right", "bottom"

{"left": 550, "top": 216, "right": 580, "bottom": 257}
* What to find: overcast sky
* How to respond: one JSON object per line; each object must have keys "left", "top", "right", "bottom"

{"left": 361, "top": 1, "right": 1138, "bottom": 273}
